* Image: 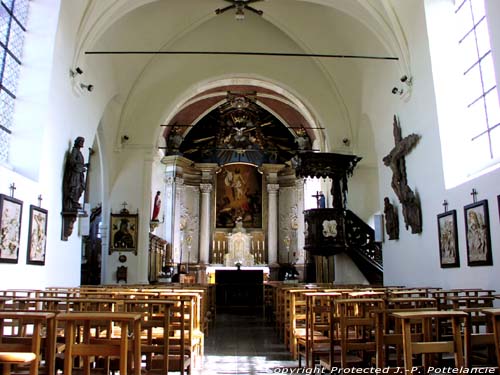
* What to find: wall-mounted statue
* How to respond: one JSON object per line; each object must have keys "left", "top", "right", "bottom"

{"left": 384, "top": 197, "right": 399, "bottom": 240}
{"left": 61, "top": 137, "right": 87, "bottom": 240}
{"left": 383, "top": 116, "right": 422, "bottom": 234}
{"left": 63, "top": 137, "right": 87, "bottom": 212}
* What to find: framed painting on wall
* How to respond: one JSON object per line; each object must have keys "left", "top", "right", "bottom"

{"left": 437, "top": 210, "right": 459, "bottom": 268}
{"left": 0, "top": 194, "right": 23, "bottom": 264}
{"left": 464, "top": 200, "right": 492, "bottom": 266}
{"left": 27, "top": 205, "right": 48, "bottom": 265}
{"left": 216, "top": 163, "right": 262, "bottom": 229}
{"left": 109, "top": 211, "right": 138, "bottom": 255}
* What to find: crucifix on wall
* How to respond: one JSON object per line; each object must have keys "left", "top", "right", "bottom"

{"left": 383, "top": 115, "right": 422, "bottom": 234}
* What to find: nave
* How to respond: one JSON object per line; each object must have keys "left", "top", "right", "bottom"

{"left": 193, "top": 311, "right": 297, "bottom": 375}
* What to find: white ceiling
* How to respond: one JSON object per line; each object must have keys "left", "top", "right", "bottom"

{"left": 72, "top": 0, "right": 411, "bottom": 163}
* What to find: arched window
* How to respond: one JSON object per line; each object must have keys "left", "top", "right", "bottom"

{"left": 426, "top": 0, "right": 500, "bottom": 187}
{"left": 0, "top": 0, "right": 29, "bottom": 163}
{"left": 454, "top": 0, "right": 499, "bottom": 166}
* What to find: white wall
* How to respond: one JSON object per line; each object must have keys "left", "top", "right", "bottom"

{"left": 367, "top": 1, "right": 500, "bottom": 291}
{"left": 0, "top": 0, "right": 120, "bottom": 289}
{"left": 2, "top": 0, "right": 499, "bottom": 291}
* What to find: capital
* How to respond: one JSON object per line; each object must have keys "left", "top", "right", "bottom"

{"left": 267, "top": 183, "right": 280, "bottom": 193}
{"left": 200, "top": 183, "right": 213, "bottom": 193}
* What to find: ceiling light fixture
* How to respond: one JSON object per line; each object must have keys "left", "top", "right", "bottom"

{"left": 215, "top": 0, "right": 264, "bottom": 20}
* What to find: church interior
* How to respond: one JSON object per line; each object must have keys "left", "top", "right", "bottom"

{"left": 1, "top": 0, "right": 500, "bottom": 373}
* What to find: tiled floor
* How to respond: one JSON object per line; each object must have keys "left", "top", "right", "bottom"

{"left": 192, "top": 308, "right": 298, "bottom": 374}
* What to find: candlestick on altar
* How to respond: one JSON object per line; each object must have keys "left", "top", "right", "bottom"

{"left": 217, "top": 241, "right": 220, "bottom": 251}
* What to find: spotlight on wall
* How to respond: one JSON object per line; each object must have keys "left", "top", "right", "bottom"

{"left": 392, "top": 87, "right": 403, "bottom": 95}
{"left": 342, "top": 138, "right": 351, "bottom": 147}
{"left": 121, "top": 135, "right": 129, "bottom": 143}
{"left": 400, "top": 75, "right": 413, "bottom": 86}
{"left": 80, "top": 84, "right": 94, "bottom": 92}
{"left": 69, "top": 67, "right": 83, "bottom": 78}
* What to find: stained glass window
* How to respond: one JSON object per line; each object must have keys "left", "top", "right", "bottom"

{"left": 0, "top": 0, "right": 29, "bottom": 163}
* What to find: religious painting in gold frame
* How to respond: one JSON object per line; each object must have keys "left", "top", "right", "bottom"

{"left": 109, "top": 210, "right": 138, "bottom": 255}
{"left": 216, "top": 163, "right": 262, "bottom": 229}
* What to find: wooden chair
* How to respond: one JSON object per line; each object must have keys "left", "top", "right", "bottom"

{"left": 336, "top": 298, "right": 385, "bottom": 368}
{"left": 447, "top": 296, "right": 496, "bottom": 369}
{"left": 0, "top": 352, "right": 36, "bottom": 375}
{"left": 297, "top": 292, "right": 341, "bottom": 368}
{"left": 391, "top": 310, "right": 468, "bottom": 372}
{"left": 285, "top": 288, "right": 310, "bottom": 357}
{"left": 0, "top": 311, "right": 57, "bottom": 375}
{"left": 482, "top": 308, "right": 500, "bottom": 370}
{"left": 375, "top": 297, "right": 438, "bottom": 369}
{"left": 124, "top": 299, "right": 174, "bottom": 374}
{"left": 57, "top": 311, "right": 142, "bottom": 375}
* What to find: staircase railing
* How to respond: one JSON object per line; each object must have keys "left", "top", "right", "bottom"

{"left": 345, "top": 210, "right": 383, "bottom": 284}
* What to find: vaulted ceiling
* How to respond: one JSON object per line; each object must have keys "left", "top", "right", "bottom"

{"left": 71, "top": 0, "right": 411, "bottom": 165}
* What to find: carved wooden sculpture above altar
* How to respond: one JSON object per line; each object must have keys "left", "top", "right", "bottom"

{"left": 164, "top": 91, "right": 312, "bottom": 166}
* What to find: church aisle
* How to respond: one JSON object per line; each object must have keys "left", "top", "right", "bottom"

{"left": 192, "top": 310, "right": 298, "bottom": 374}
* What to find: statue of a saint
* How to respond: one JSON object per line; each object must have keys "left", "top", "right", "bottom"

{"left": 151, "top": 191, "right": 161, "bottom": 221}
{"left": 63, "top": 137, "right": 86, "bottom": 212}
{"left": 384, "top": 197, "right": 399, "bottom": 240}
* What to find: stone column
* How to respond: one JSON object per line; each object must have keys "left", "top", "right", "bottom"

{"left": 173, "top": 177, "right": 184, "bottom": 264}
{"left": 199, "top": 183, "right": 212, "bottom": 264}
{"left": 267, "top": 183, "right": 280, "bottom": 265}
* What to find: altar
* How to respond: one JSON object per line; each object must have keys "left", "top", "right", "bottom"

{"left": 206, "top": 266, "right": 270, "bottom": 284}
{"left": 211, "top": 218, "right": 266, "bottom": 266}
{"left": 212, "top": 267, "right": 268, "bottom": 308}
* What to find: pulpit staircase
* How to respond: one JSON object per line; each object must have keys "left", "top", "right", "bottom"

{"left": 296, "top": 151, "right": 384, "bottom": 285}
{"left": 345, "top": 210, "right": 383, "bottom": 285}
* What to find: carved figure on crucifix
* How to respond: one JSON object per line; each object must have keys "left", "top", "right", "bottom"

{"left": 312, "top": 191, "right": 326, "bottom": 208}
{"left": 383, "top": 115, "right": 422, "bottom": 233}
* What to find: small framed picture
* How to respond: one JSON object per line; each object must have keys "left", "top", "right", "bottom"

{"left": 464, "top": 200, "right": 492, "bottom": 266}
{"left": 437, "top": 210, "right": 459, "bottom": 268}
{"left": 27, "top": 205, "right": 48, "bottom": 265}
{"left": 109, "top": 211, "right": 138, "bottom": 255}
{"left": 0, "top": 194, "right": 23, "bottom": 264}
